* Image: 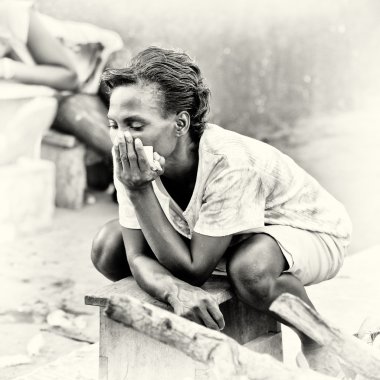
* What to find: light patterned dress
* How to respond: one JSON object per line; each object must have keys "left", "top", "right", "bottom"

{"left": 114, "top": 124, "right": 352, "bottom": 285}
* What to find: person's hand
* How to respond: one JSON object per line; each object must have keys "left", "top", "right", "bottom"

{"left": 113, "top": 130, "right": 165, "bottom": 191}
{"left": 167, "top": 282, "right": 225, "bottom": 331}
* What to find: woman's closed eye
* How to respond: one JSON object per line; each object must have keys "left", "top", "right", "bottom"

{"left": 129, "top": 120, "right": 145, "bottom": 129}
{"left": 108, "top": 119, "right": 145, "bottom": 130}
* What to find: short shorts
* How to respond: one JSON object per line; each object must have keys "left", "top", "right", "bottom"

{"left": 212, "top": 225, "right": 349, "bottom": 286}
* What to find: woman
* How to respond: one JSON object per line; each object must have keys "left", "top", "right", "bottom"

{"left": 91, "top": 46, "right": 352, "bottom": 375}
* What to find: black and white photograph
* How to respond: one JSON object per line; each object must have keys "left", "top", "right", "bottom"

{"left": 1, "top": 0, "right": 380, "bottom": 379}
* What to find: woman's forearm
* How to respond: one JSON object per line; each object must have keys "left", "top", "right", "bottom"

{"left": 129, "top": 184, "right": 196, "bottom": 279}
{"left": 129, "top": 254, "right": 183, "bottom": 303}
{"left": 129, "top": 252, "right": 226, "bottom": 331}
{"left": 4, "top": 59, "right": 79, "bottom": 91}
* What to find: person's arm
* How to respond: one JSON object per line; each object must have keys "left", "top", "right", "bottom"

{"left": 1, "top": 11, "right": 79, "bottom": 90}
{"left": 122, "top": 227, "right": 225, "bottom": 330}
{"left": 129, "top": 186, "right": 232, "bottom": 285}
{"left": 115, "top": 133, "right": 232, "bottom": 285}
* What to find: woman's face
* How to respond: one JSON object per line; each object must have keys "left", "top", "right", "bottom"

{"left": 108, "top": 83, "right": 178, "bottom": 158}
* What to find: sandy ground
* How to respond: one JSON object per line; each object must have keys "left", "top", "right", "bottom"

{"left": 0, "top": 192, "right": 115, "bottom": 380}
{"left": 1, "top": 107, "right": 380, "bottom": 379}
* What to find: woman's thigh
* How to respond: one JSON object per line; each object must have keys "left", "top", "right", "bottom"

{"left": 91, "top": 219, "right": 131, "bottom": 281}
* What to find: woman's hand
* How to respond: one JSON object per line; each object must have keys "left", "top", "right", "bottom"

{"left": 113, "top": 130, "right": 165, "bottom": 191}
{"left": 166, "top": 282, "right": 225, "bottom": 331}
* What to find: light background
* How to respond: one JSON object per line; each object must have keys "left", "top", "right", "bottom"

{"left": 34, "top": 0, "right": 380, "bottom": 253}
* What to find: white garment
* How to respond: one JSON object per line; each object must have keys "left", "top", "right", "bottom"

{"left": 213, "top": 224, "right": 346, "bottom": 286}
{"left": 114, "top": 123, "right": 352, "bottom": 284}
{"left": 115, "top": 123, "right": 352, "bottom": 243}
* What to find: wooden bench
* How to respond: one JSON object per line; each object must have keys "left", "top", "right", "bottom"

{"left": 85, "top": 275, "right": 282, "bottom": 380}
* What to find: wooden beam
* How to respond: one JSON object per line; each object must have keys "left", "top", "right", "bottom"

{"left": 270, "top": 293, "right": 380, "bottom": 380}
{"left": 104, "top": 294, "right": 334, "bottom": 380}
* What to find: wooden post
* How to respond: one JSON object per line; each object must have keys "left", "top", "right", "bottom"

{"left": 104, "top": 293, "right": 334, "bottom": 380}
{"left": 270, "top": 293, "right": 380, "bottom": 380}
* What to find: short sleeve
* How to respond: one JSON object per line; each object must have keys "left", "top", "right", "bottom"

{"left": 193, "top": 167, "right": 266, "bottom": 236}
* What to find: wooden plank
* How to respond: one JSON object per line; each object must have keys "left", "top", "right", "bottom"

{"left": 104, "top": 293, "right": 333, "bottom": 380}
{"left": 270, "top": 293, "right": 380, "bottom": 379}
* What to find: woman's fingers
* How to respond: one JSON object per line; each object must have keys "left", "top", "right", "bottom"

{"left": 134, "top": 138, "right": 150, "bottom": 171}
{"left": 124, "top": 131, "right": 139, "bottom": 171}
{"left": 153, "top": 152, "right": 165, "bottom": 174}
{"left": 205, "top": 299, "right": 225, "bottom": 330}
{"left": 117, "top": 131, "right": 129, "bottom": 171}
{"left": 198, "top": 306, "right": 221, "bottom": 331}
{"left": 112, "top": 145, "right": 123, "bottom": 177}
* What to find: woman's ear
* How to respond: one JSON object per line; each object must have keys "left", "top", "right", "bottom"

{"left": 175, "top": 111, "right": 190, "bottom": 137}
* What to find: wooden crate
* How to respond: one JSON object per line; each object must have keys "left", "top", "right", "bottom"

{"left": 86, "top": 276, "right": 282, "bottom": 380}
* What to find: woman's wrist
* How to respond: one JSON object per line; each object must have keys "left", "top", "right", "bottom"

{"left": 126, "top": 182, "right": 153, "bottom": 200}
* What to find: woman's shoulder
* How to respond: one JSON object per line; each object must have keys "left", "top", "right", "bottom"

{"left": 200, "top": 123, "right": 278, "bottom": 168}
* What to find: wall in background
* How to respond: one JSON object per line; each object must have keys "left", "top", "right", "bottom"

{"left": 35, "top": 0, "right": 380, "bottom": 140}
{"left": 33, "top": 0, "right": 380, "bottom": 253}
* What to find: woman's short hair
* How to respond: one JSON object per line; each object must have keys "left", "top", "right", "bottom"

{"left": 102, "top": 46, "right": 210, "bottom": 143}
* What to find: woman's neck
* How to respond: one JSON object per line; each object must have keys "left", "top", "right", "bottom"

{"left": 163, "top": 138, "right": 199, "bottom": 182}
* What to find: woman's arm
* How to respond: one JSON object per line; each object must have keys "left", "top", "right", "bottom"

{"left": 122, "top": 227, "right": 225, "bottom": 330}
{"left": 115, "top": 134, "right": 232, "bottom": 285}
{"left": 129, "top": 186, "right": 232, "bottom": 285}
{"left": 2, "top": 11, "right": 79, "bottom": 90}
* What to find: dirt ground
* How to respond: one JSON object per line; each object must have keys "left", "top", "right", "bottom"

{"left": 1, "top": 107, "right": 380, "bottom": 379}
{"left": 0, "top": 192, "right": 115, "bottom": 379}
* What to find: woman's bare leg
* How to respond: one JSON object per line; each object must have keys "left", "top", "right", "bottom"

{"left": 91, "top": 219, "right": 131, "bottom": 281}
{"left": 226, "top": 233, "right": 342, "bottom": 375}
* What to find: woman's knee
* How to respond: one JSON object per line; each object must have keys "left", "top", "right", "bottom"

{"left": 226, "top": 234, "right": 284, "bottom": 308}
{"left": 91, "top": 220, "right": 128, "bottom": 280}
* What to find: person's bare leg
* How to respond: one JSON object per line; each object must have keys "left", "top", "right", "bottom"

{"left": 53, "top": 94, "right": 113, "bottom": 160}
{"left": 226, "top": 234, "right": 341, "bottom": 375}
{"left": 91, "top": 219, "right": 131, "bottom": 281}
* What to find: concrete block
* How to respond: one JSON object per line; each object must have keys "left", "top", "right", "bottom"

{"left": 0, "top": 159, "right": 55, "bottom": 243}
{"left": 41, "top": 137, "right": 86, "bottom": 209}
